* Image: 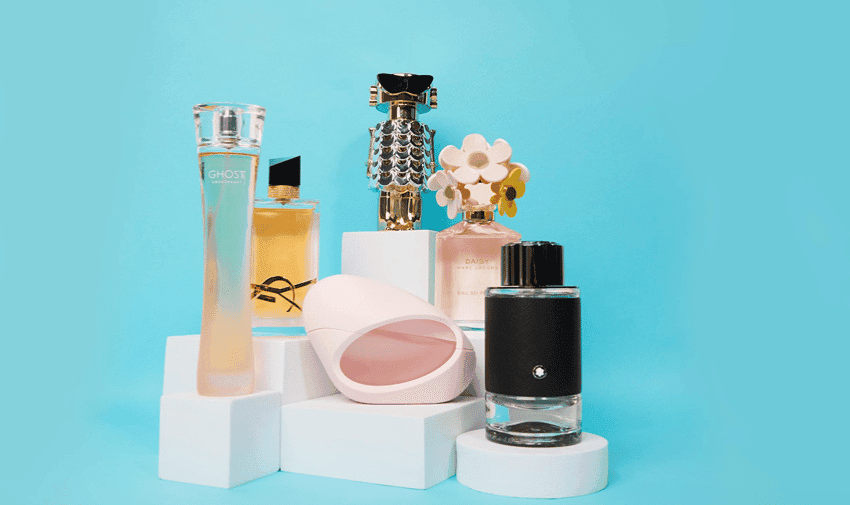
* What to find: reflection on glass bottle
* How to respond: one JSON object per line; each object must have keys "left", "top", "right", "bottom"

{"left": 251, "top": 156, "right": 319, "bottom": 327}
{"left": 429, "top": 134, "right": 530, "bottom": 329}
{"left": 194, "top": 102, "right": 265, "bottom": 396}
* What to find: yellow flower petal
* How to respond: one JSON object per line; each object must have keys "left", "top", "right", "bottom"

{"left": 511, "top": 180, "right": 526, "bottom": 199}
{"left": 504, "top": 200, "right": 517, "bottom": 217}
{"left": 505, "top": 168, "right": 523, "bottom": 185}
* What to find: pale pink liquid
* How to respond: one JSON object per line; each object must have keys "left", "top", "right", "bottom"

{"left": 339, "top": 319, "right": 457, "bottom": 386}
{"left": 436, "top": 219, "right": 520, "bottom": 324}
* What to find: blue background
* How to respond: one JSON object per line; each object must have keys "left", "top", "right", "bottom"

{"left": 1, "top": 0, "right": 847, "bottom": 503}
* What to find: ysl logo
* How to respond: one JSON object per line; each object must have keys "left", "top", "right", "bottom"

{"left": 251, "top": 277, "right": 316, "bottom": 312}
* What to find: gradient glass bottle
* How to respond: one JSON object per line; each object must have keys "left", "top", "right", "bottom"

{"left": 431, "top": 134, "right": 529, "bottom": 330}
{"left": 251, "top": 156, "right": 320, "bottom": 327}
{"left": 485, "top": 242, "right": 582, "bottom": 447}
{"left": 194, "top": 102, "right": 265, "bottom": 396}
{"left": 436, "top": 206, "right": 519, "bottom": 328}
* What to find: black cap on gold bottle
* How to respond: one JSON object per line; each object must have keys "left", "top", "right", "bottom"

{"left": 269, "top": 156, "right": 301, "bottom": 187}
{"left": 268, "top": 156, "right": 301, "bottom": 199}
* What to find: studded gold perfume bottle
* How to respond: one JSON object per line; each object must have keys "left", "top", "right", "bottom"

{"left": 429, "top": 134, "right": 530, "bottom": 329}
{"left": 365, "top": 73, "right": 437, "bottom": 230}
{"left": 251, "top": 157, "right": 319, "bottom": 327}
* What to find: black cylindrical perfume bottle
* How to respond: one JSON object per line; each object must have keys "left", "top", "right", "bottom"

{"left": 484, "top": 241, "right": 581, "bottom": 447}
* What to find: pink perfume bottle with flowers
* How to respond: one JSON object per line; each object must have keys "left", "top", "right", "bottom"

{"left": 429, "top": 134, "right": 529, "bottom": 329}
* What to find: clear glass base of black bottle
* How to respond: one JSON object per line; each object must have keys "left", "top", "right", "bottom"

{"left": 485, "top": 392, "right": 582, "bottom": 447}
{"left": 486, "top": 425, "right": 582, "bottom": 447}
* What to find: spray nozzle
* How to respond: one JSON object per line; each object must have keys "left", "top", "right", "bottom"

{"left": 213, "top": 106, "right": 242, "bottom": 144}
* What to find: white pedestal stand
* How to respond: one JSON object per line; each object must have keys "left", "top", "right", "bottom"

{"left": 460, "top": 330, "right": 485, "bottom": 397}
{"left": 280, "top": 394, "right": 483, "bottom": 489}
{"left": 341, "top": 230, "right": 436, "bottom": 303}
{"left": 162, "top": 334, "right": 336, "bottom": 404}
{"left": 456, "top": 429, "right": 609, "bottom": 498}
{"left": 158, "top": 391, "right": 281, "bottom": 488}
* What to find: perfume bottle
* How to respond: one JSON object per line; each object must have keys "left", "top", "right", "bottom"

{"left": 194, "top": 102, "right": 265, "bottom": 396}
{"left": 435, "top": 209, "right": 520, "bottom": 327}
{"left": 485, "top": 241, "right": 581, "bottom": 447}
{"left": 251, "top": 156, "right": 320, "bottom": 327}
{"left": 365, "top": 73, "right": 437, "bottom": 230}
{"left": 430, "top": 134, "right": 529, "bottom": 329}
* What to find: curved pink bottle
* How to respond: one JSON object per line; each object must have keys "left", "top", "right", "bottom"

{"left": 303, "top": 275, "right": 476, "bottom": 404}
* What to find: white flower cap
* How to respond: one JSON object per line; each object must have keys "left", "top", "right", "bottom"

{"left": 438, "top": 133, "right": 512, "bottom": 184}
{"left": 427, "top": 170, "right": 463, "bottom": 219}
{"left": 510, "top": 162, "right": 530, "bottom": 182}
{"left": 434, "top": 133, "right": 530, "bottom": 220}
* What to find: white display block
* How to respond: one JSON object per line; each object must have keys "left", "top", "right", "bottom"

{"left": 280, "top": 394, "right": 484, "bottom": 489}
{"left": 159, "top": 391, "right": 281, "bottom": 489}
{"left": 461, "top": 330, "right": 485, "bottom": 397}
{"left": 162, "top": 334, "right": 336, "bottom": 404}
{"left": 456, "top": 429, "right": 608, "bottom": 498}
{"left": 341, "top": 230, "right": 436, "bottom": 303}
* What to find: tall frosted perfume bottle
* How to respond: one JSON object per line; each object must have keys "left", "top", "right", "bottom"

{"left": 430, "top": 134, "right": 530, "bottom": 329}
{"left": 485, "top": 242, "right": 581, "bottom": 447}
{"left": 365, "top": 73, "right": 437, "bottom": 230}
{"left": 251, "top": 156, "right": 320, "bottom": 327}
{"left": 194, "top": 102, "right": 265, "bottom": 396}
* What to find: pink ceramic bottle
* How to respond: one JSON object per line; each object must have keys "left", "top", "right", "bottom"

{"left": 302, "top": 275, "right": 475, "bottom": 404}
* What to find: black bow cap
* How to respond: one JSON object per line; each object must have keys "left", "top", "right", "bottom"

{"left": 377, "top": 73, "right": 434, "bottom": 95}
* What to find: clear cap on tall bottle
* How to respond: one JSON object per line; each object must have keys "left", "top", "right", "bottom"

{"left": 194, "top": 102, "right": 265, "bottom": 149}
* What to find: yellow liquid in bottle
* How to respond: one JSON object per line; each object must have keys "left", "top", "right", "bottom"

{"left": 251, "top": 206, "right": 318, "bottom": 323}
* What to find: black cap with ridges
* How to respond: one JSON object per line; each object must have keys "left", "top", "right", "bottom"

{"left": 501, "top": 241, "right": 564, "bottom": 287}
{"left": 377, "top": 73, "right": 434, "bottom": 95}
{"left": 269, "top": 156, "right": 300, "bottom": 187}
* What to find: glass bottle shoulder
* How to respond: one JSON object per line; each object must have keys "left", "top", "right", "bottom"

{"left": 437, "top": 219, "right": 520, "bottom": 240}
{"left": 485, "top": 286, "right": 580, "bottom": 298}
{"left": 254, "top": 197, "right": 319, "bottom": 212}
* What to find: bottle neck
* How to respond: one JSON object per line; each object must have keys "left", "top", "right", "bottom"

{"left": 387, "top": 102, "right": 418, "bottom": 120}
{"left": 463, "top": 209, "right": 494, "bottom": 222}
{"left": 268, "top": 185, "right": 299, "bottom": 200}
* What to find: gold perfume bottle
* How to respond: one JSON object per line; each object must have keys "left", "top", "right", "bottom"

{"left": 365, "top": 73, "right": 437, "bottom": 230}
{"left": 251, "top": 156, "right": 319, "bottom": 327}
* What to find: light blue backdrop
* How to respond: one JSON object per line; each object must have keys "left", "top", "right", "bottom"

{"left": 1, "top": 1, "right": 847, "bottom": 503}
